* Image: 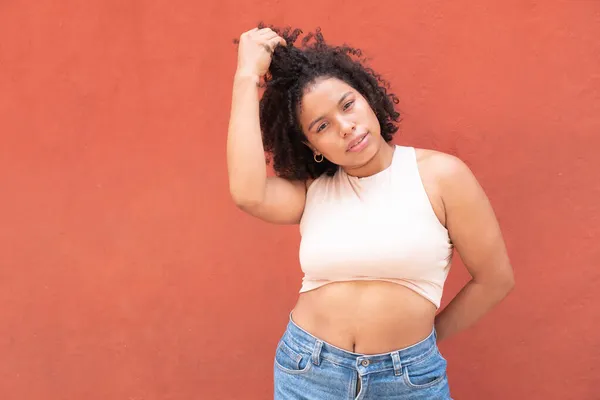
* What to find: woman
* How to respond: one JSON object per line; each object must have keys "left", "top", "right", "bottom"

{"left": 227, "top": 25, "right": 515, "bottom": 399}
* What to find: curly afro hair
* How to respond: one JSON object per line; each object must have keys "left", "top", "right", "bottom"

{"left": 239, "top": 23, "right": 401, "bottom": 181}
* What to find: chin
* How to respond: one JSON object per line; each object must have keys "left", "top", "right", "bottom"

{"left": 347, "top": 142, "right": 377, "bottom": 164}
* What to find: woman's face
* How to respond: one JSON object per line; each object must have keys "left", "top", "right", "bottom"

{"left": 298, "top": 77, "right": 383, "bottom": 169}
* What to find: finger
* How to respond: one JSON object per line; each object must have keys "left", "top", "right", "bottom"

{"left": 241, "top": 27, "right": 258, "bottom": 39}
{"left": 261, "top": 43, "right": 273, "bottom": 54}
{"left": 268, "top": 36, "right": 287, "bottom": 48}
{"left": 258, "top": 27, "right": 274, "bottom": 35}
{"left": 261, "top": 31, "right": 279, "bottom": 40}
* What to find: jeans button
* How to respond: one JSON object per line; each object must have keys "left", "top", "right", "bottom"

{"left": 361, "top": 359, "right": 370, "bottom": 367}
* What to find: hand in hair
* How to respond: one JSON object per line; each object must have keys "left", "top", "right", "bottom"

{"left": 236, "top": 24, "right": 401, "bottom": 180}
{"left": 235, "top": 27, "right": 287, "bottom": 79}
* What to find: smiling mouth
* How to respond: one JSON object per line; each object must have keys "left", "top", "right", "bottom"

{"left": 347, "top": 133, "right": 368, "bottom": 151}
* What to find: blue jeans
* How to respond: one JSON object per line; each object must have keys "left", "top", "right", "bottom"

{"left": 274, "top": 314, "right": 452, "bottom": 399}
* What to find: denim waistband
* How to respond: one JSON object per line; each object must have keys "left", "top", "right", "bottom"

{"left": 283, "top": 312, "right": 439, "bottom": 376}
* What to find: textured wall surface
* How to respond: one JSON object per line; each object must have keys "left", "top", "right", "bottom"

{"left": 1, "top": 1, "right": 598, "bottom": 399}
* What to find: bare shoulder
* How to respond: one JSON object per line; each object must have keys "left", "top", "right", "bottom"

{"left": 414, "top": 148, "right": 473, "bottom": 185}
{"left": 414, "top": 146, "right": 497, "bottom": 228}
{"left": 413, "top": 148, "right": 483, "bottom": 227}
{"left": 414, "top": 149, "right": 513, "bottom": 291}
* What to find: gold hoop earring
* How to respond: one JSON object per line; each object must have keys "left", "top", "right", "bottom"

{"left": 314, "top": 153, "right": 324, "bottom": 163}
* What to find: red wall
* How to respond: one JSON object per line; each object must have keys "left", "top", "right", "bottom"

{"left": 1, "top": 1, "right": 598, "bottom": 399}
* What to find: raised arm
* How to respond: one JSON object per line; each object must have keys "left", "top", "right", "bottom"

{"left": 227, "top": 27, "right": 308, "bottom": 225}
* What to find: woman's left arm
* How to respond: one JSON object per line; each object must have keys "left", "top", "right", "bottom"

{"left": 433, "top": 154, "right": 515, "bottom": 342}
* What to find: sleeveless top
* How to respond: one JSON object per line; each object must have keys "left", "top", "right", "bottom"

{"left": 298, "top": 145, "right": 453, "bottom": 308}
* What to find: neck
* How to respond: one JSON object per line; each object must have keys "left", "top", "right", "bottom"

{"left": 343, "top": 140, "right": 396, "bottom": 178}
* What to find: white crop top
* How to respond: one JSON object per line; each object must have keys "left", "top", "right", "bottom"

{"left": 298, "top": 145, "right": 454, "bottom": 308}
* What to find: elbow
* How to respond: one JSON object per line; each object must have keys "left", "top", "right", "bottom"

{"left": 233, "top": 198, "right": 262, "bottom": 213}
{"left": 476, "top": 268, "right": 515, "bottom": 297}
{"left": 500, "top": 279, "right": 515, "bottom": 305}
{"left": 227, "top": 174, "right": 267, "bottom": 211}
{"left": 503, "top": 264, "right": 516, "bottom": 291}
{"left": 497, "top": 270, "right": 515, "bottom": 297}
{"left": 229, "top": 189, "right": 263, "bottom": 211}
{"left": 505, "top": 274, "right": 515, "bottom": 293}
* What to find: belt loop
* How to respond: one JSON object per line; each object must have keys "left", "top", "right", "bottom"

{"left": 391, "top": 351, "right": 403, "bottom": 376}
{"left": 312, "top": 340, "right": 323, "bottom": 366}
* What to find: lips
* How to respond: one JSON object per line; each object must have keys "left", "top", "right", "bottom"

{"left": 347, "top": 132, "right": 368, "bottom": 151}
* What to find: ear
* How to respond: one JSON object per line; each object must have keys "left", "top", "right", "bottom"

{"left": 302, "top": 140, "right": 318, "bottom": 154}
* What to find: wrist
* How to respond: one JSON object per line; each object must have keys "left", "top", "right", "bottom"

{"left": 234, "top": 70, "right": 260, "bottom": 85}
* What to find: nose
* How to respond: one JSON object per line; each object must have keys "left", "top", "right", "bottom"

{"left": 338, "top": 117, "right": 356, "bottom": 137}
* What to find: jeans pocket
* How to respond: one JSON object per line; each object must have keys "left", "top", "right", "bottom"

{"left": 402, "top": 348, "right": 448, "bottom": 389}
{"left": 274, "top": 340, "right": 313, "bottom": 375}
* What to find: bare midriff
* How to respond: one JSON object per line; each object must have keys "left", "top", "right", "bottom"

{"left": 291, "top": 280, "right": 438, "bottom": 355}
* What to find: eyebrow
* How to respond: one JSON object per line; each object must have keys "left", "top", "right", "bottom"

{"left": 307, "top": 91, "right": 353, "bottom": 131}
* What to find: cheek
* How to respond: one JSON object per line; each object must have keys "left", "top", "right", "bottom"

{"left": 304, "top": 132, "right": 331, "bottom": 150}
{"left": 308, "top": 134, "right": 344, "bottom": 158}
{"left": 312, "top": 133, "right": 338, "bottom": 150}
{"left": 357, "top": 103, "right": 379, "bottom": 128}
{"left": 356, "top": 100, "right": 372, "bottom": 117}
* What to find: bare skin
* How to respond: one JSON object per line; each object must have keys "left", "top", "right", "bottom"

{"left": 291, "top": 148, "right": 449, "bottom": 355}
{"left": 227, "top": 27, "right": 515, "bottom": 355}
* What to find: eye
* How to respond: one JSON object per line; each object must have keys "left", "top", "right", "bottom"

{"left": 316, "top": 122, "right": 328, "bottom": 133}
{"left": 343, "top": 100, "right": 354, "bottom": 111}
